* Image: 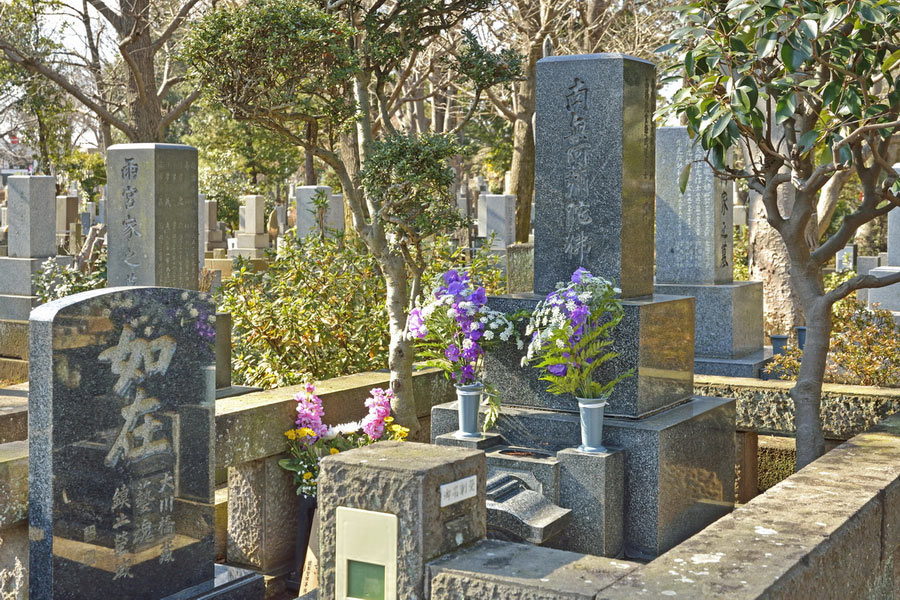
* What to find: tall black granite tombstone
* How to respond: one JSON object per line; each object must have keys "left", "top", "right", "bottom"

{"left": 29, "top": 287, "right": 262, "bottom": 600}
{"left": 432, "top": 54, "right": 735, "bottom": 561}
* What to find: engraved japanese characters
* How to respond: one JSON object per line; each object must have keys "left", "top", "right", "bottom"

{"left": 29, "top": 287, "right": 215, "bottom": 599}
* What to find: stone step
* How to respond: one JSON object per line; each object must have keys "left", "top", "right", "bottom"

{"left": 0, "top": 294, "right": 38, "bottom": 321}
{"left": 0, "top": 358, "right": 27, "bottom": 383}
{"left": 0, "top": 319, "right": 28, "bottom": 359}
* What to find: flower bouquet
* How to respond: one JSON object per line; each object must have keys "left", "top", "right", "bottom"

{"left": 408, "top": 269, "right": 520, "bottom": 434}
{"left": 279, "top": 384, "right": 409, "bottom": 497}
{"left": 522, "top": 267, "right": 633, "bottom": 452}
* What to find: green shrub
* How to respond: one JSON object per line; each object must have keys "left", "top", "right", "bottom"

{"left": 765, "top": 273, "right": 900, "bottom": 388}
{"left": 221, "top": 231, "right": 505, "bottom": 388}
{"left": 33, "top": 248, "right": 107, "bottom": 304}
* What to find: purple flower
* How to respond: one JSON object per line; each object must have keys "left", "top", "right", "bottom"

{"left": 570, "top": 304, "right": 590, "bottom": 327}
{"left": 445, "top": 343, "right": 461, "bottom": 362}
{"left": 571, "top": 267, "right": 591, "bottom": 283}
{"left": 408, "top": 308, "right": 428, "bottom": 339}
{"left": 443, "top": 269, "right": 462, "bottom": 286}
{"left": 547, "top": 363, "right": 568, "bottom": 377}
{"left": 461, "top": 342, "right": 482, "bottom": 362}
{"left": 469, "top": 286, "right": 487, "bottom": 306}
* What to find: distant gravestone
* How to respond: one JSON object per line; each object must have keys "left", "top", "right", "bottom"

{"left": 106, "top": 144, "right": 199, "bottom": 289}
{"left": 655, "top": 127, "right": 733, "bottom": 285}
{"left": 835, "top": 245, "right": 857, "bottom": 273}
{"left": 533, "top": 54, "right": 655, "bottom": 298}
{"left": 477, "top": 194, "right": 516, "bottom": 248}
{"left": 889, "top": 207, "right": 899, "bottom": 267}
{"left": 7, "top": 176, "right": 56, "bottom": 259}
{"left": 55, "top": 195, "right": 78, "bottom": 239}
{"left": 29, "top": 287, "right": 222, "bottom": 598}
{"left": 295, "top": 186, "right": 344, "bottom": 236}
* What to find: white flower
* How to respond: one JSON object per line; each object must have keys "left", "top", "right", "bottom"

{"left": 189, "top": 308, "right": 199, "bottom": 318}
{"left": 499, "top": 330, "right": 511, "bottom": 341}
{"left": 556, "top": 338, "right": 565, "bottom": 349}
{"left": 491, "top": 321, "right": 500, "bottom": 330}
{"left": 463, "top": 338, "right": 474, "bottom": 350}
{"left": 517, "top": 339, "right": 525, "bottom": 350}
{"left": 447, "top": 308, "right": 458, "bottom": 318}
{"left": 484, "top": 330, "right": 495, "bottom": 341}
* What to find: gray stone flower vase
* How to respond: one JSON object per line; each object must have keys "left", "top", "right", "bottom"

{"left": 576, "top": 394, "right": 610, "bottom": 453}
{"left": 455, "top": 382, "right": 484, "bottom": 438}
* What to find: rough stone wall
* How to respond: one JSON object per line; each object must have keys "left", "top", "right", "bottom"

{"left": 695, "top": 375, "right": 900, "bottom": 439}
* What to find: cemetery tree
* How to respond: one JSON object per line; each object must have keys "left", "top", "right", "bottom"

{"left": 185, "top": 0, "right": 517, "bottom": 436}
{"left": 660, "top": 0, "right": 900, "bottom": 468}
{"left": 0, "top": 0, "right": 206, "bottom": 142}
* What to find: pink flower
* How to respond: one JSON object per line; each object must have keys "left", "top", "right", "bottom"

{"left": 295, "top": 385, "right": 327, "bottom": 441}
{"left": 362, "top": 388, "right": 394, "bottom": 440}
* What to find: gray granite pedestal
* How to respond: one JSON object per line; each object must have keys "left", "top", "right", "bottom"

{"left": 867, "top": 266, "right": 900, "bottom": 316}
{"left": 654, "top": 281, "right": 771, "bottom": 377}
{"left": 432, "top": 396, "right": 735, "bottom": 560}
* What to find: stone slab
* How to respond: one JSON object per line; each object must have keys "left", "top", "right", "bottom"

{"left": 0, "top": 294, "right": 38, "bottom": 321}
{"left": 867, "top": 266, "right": 900, "bottom": 312}
{"left": 551, "top": 447, "right": 624, "bottom": 557}
{"left": 486, "top": 446, "right": 561, "bottom": 504}
{"left": 695, "top": 347, "right": 773, "bottom": 378}
{"left": 533, "top": 54, "right": 655, "bottom": 299}
{"left": 106, "top": 144, "right": 199, "bottom": 289}
{"left": 0, "top": 256, "right": 72, "bottom": 296}
{"left": 0, "top": 439, "right": 28, "bottom": 529}
{"left": 427, "top": 539, "right": 639, "bottom": 600}
{"left": 595, "top": 413, "right": 900, "bottom": 599}
{"left": 484, "top": 293, "right": 694, "bottom": 418}
{"left": 29, "top": 286, "right": 217, "bottom": 599}
{"left": 204, "top": 258, "right": 233, "bottom": 279}
{"left": 432, "top": 396, "right": 736, "bottom": 560}
{"left": 161, "top": 564, "right": 264, "bottom": 599}
{"left": 239, "top": 196, "right": 266, "bottom": 235}
{"left": 656, "top": 127, "right": 733, "bottom": 285}
{"left": 227, "top": 248, "right": 268, "bottom": 260}
{"left": 227, "top": 455, "right": 300, "bottom": 573}
{"left": 654, "top": 281, "right": 764, "bottom": 359}
{"left": 479, "top": 194, "right": 516, "bottom": 248}
{"left": 435, "top": 432, "right": 504, "bottom": 450}
{"left": 0, "top": 383, "right": 28, "bottom": 443}
{"left": 234, "top": 233, "right": 269, "bottom": 249}
{"left": 55, "top": 195, "right": 78, "bottom": 235}
{"left": 0, "top": 358, "right": 28, "bottom": 383}
{"left": 506, "top": 242, "right": 534, "bottom": 293}
{"left": 889, "top": 208, "right": 899, "bottom": 266}
{"left": 317, "top": 442, "right": 486, "bottom": 600}
{"left": 8, "top": 176, "right": 56, "bottom": 259}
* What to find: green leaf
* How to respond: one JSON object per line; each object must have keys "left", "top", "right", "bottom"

{"left": 859, "top": 3, "right": 885, "bottom": 23}
{"left": 710, "top": 113, "right": 733, "bottom": 139}
{"left": 883, "top": 49, "right": 900, "bottom": 75}
{"left": 755, "top": 33, "right": 778, "bottom": 58}
{"left": 780, "top": 41, "right": 794, "bottom": 70}
{"left": 775, "top": 92, "right": 797, "bottom": 125}
{"left": 821, "top": 5, "right": 846, "bottom": 32}
{"left": 796, "top": 130, "right": 818, "bottom": 154}
{"left": 685, "top": 51, "right": 695, "bottom": 76}
{"left": 679, "top": 162, "right": 692, "bottom": 194}
{"left": 821, "top": 80, "right": 841, "bottom": 109}
{"left": 798, "top": 19, "right": 818, "bottom": 40}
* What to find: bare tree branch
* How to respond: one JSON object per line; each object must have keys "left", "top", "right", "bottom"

{"left": 151, "top": 0, "right": 203, "bottom": 54}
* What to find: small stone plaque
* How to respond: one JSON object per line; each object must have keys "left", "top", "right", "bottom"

{"left": 29, "top": 287, "right": 216, "bottom": 599}
{"left": 439, "top": 475, "right": 478, "bottom": 507}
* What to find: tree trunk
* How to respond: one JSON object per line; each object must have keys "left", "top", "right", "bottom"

{"left": 382, "top": 255, "right": 421, "bottom": 439}
{"left": 511, "top": 40, "right": 541, "bottom": 243}
{"left": 122, "top": 0, "right": 164, "bottom": 142}
{"left": 816, "top": 168, "right": 854, "bottom": 240}
{"left": 790, "top": 294, "right": 831, "bottom": 468}
{"left": 749, "top": 186, "right": 803, "bottom": 337}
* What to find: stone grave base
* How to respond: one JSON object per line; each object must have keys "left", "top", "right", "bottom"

{"left": 228, "top": 247, "right": 268, "bottom": 260}
{"left": 0, "top": 255, "right": 72, "bottom": 296}
{"left": 161, "top": 564, "right": 264, "bottom": 599}
{"left": 654, "top": 280, "right": 764, "bottom": 359}
{"left": 432, "top": 396, "right": 735, "bottom": 560}
{"left": 695, "top": 346, "right": 773, "bottom": 378}
{"left": 485, "top": 293, "right": 696, "bottom": 417}
{"left": 867, "top": 266, "right": 900, "bottom": 312}
{"left": 0, "top": 293, "right": 38, "bottom": 321}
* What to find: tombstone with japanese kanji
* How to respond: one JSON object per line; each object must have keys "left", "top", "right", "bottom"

{"left": 27, "top": 287, "right": 245, "bottom": 599}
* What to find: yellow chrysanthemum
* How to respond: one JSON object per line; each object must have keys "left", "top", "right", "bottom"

{"left": 330, "top": 447, "right": 340, "bottom": 455}
{"left": 302, "top": 472, "right": 313, "bottom": 480}
{"left": 384, "top": 416, "right": 394, "bottom": 424}
{"left": 284, "top": 429, "right": 296, "bottom": 440}
{"left": 297, "top": 427, "right": 316, "bottom": 438}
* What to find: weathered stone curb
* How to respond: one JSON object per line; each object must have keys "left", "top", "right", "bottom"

{"left": 695, "top": 374, "right": 900, "bottom": 439}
